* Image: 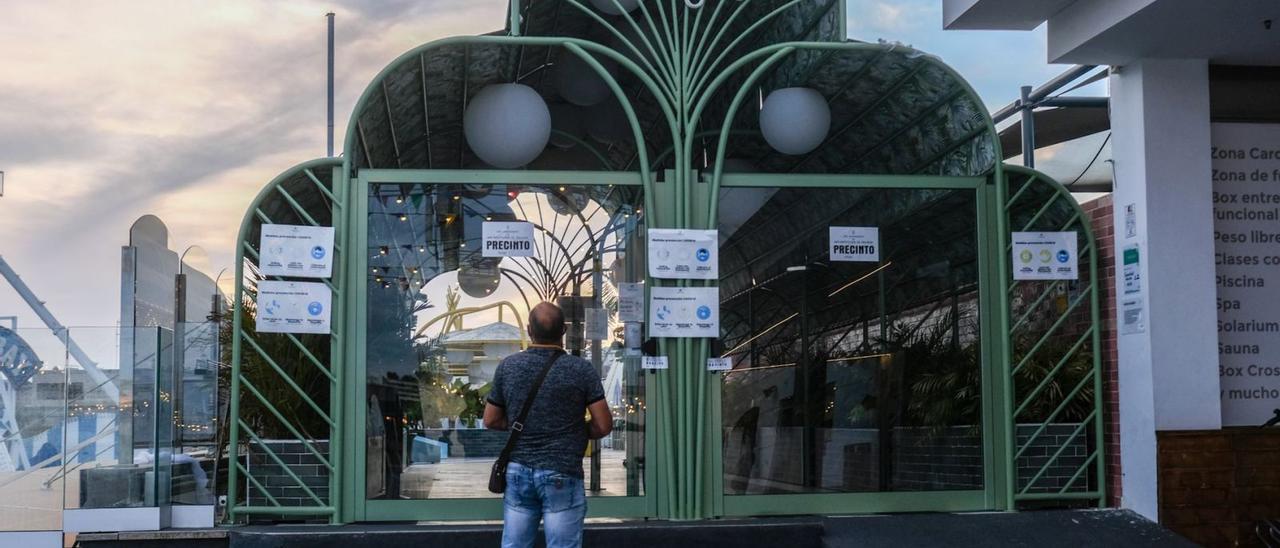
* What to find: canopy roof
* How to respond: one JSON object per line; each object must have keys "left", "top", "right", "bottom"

{"left": 440, "top": 321, "right": 524, "bottom": 346}
{"left": 346, "top": 0, "right": 998, "bottom": 178}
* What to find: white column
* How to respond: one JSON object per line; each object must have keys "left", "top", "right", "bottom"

{"left": 1109, "top": 58, "right": 1220, "bottom": 521}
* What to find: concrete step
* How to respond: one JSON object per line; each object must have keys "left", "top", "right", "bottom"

{"left": 75, "top": 509, "right": 1192, "bottom": 548}
{"left": 229, "top": 519, "right": 824, "bottom": 548}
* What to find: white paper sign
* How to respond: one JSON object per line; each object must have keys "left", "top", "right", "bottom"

{"left": 647, "top": 229, "right": 718, "bottom": 280}
{"left": 482, "top": 222, "right": 536, "bottom": 257}
{"left": 1122, "top": 245, "right": 1142, "bottom": 295}
{"left": 642, "top": 356, "right": 669, "bottom": 370}
{"left": 1011, "top": 232, "right": 1079, "bottom": 281}
{"left": 829, "top": 227, "right": 880, "bottom": 262}
{"left": 256, "top": 281, "right": 331, "bottom": 334}
{"left": 624, "top": 322, "right": 643, "bottom": 356}
{"left": 584, "top": 308, "right": 609, "bottom": 340}
{"left": 1121, "top": 297, "right": 1145, "bottom": 335}
{"left": 618, "top": 282, "right": 645, "bottom": 323}
{"left": 649, "top": 286, "right": 719, "bottom": 338}
{"left": 707, "top": 357, "right": 732, "bottom": 371}
{"left": 260, "top": 224, "right": 335, "bottom": 278}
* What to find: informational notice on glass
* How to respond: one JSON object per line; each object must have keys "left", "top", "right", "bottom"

{"left": 482, "top": 221, "right": 536, "bottom": 257}
{"left": 643, "top": 356, "right": 669, "bottom": 370}
{"left": 1011, "top": 232, "right": 1078, "bottom": 281}
{"left": 618, "top": 282, "right": 644, "bottom": 323}
{"left": 259, "top": 224, "right": 335, "bottom": 278}
{"left": 256, "top": 281, "right": 331, "bottom": 334}
{"left": 707, "top": 357, "right": 732, "bottom": 371}
{"left": 649, "top": 286, "right": 719, "bottom": 338}
{"left": 1211, "top": 122, "right": 1280, "bottom": 426}
{"left": 647, "top": 229, "right": 718, "bottom": 279}
{"left": 829, "top": 227, "right": 880, "bottom": 262}
{"left": 624, "top": 322, "right": 643, "bottom": 356}
{"left": 584, "top": 308, "right": 609, "bottom": 340}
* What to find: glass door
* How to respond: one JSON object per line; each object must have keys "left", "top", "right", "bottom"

{"left": 715, "top": 180, "right": 997, "bottom": 514}
{"left": 354, "top": 174, "right": 652, "bottom": 520}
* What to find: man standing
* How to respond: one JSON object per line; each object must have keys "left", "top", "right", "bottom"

{"left": 484, "top": 302, "right": 613, "bottom": 548}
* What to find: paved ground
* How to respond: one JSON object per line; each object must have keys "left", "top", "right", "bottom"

{"left": 0, "top": 467, "right": 69, "bottom": 532}
{"left": 822, "top": 510, "right": 1195, "bottom": 547}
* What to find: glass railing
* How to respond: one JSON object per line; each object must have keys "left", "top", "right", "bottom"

{"left": 0, "top": 323, "right": 220, "bottom": 533}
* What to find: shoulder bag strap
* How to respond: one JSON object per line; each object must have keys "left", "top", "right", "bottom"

{"left": 497, "top": 349, "right": 564, "bottom": 458}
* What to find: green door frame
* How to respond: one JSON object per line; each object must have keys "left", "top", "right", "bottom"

{"left": 341, "top": 168, "right": 1011, "bottom": 522}
{"left": 712, "top": 172, "right": 1006, "bottom": 517}
{"left": 344, "top": 168, "right": 657, "bottom": 522}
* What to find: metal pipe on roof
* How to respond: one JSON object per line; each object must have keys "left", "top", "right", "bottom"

{"left": 1021, "top": 85, "right": 1035, "bottom": 168}
{"left": 327, "top": 12, "right": 335, "bottom": 157}
{"left": 992, "top": 64, "right": 1099, "bottom": 123}
{"left": 1038, "top": 96, "right": 1110, "bottom": 109}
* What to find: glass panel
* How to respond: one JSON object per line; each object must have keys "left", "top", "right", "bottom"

{"left": 172, "top": 321, "right": 219, "bottom": 505}
{"left": 65, "top": 326, "right": 175, "bottom": 510}
{"left": 0, "top": 327, "right": 68, "bottom": 531}
{"left": 718, "top": 186, "right": 983, "bottom": 494}
{"left": 365, "top": 181, "right": 646, "bottom": 499}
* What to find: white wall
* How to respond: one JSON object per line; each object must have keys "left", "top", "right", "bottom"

{"left": 1109, "top": 58, "right": 1220, "bottom": 521}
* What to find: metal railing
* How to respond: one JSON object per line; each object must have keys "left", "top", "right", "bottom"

{"left": 1002, "top": 165, "right": 1105, "bottom": 505}
{"left": 226, "top": 158, "right": 345, "bottom": 522}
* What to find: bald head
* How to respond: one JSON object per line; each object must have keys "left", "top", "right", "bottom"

{"left": 528, "top": 302, "right": 566, "bottom": 345}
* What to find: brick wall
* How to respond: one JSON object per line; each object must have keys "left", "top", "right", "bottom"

{"left": 1081, "top": 195, "right": 1122, "bottom": 507}
{"left": 1157, "top": 430, "right": 1280, "bottom": 547}
{"left": 245, "top": 439, "right": 330, "bottom": 510}
{"left": 1014, "top": 423, "right": 1094, "bottom": 494}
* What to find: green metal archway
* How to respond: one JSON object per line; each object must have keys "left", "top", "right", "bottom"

{"left": 226, "top": 0, "right": 1104, "bottom": 524}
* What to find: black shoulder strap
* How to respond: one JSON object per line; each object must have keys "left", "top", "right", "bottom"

{"left": 499, "top": 350, "right": 563, "bottom": 454}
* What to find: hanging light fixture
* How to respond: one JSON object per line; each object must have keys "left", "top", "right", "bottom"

{"left": 464, "top": 83, "right": 551, "bottom": 169}
{"left": 759, "top": 87, "right": 830, "bottom": 156}
{"left": 554, "top": 53, "right": 615, "bottom": 107}
{"left": 589, "top": 0, "right": 639, "bottom": 15}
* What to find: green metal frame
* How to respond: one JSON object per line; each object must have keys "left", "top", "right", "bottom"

{"left": 712, "top": 173, "right": 998, "bottom": 516}
{"left": 343, "top": 169, "right": 656, "bottom": 521}
{"left": 999, "top": 165, "right": 1106, "bottom": 507}
{"left": 227, "top": 157, "right": 346, "bottom": 523}
{"left": 225, "top": 0, "right": 1106, "bottom": 525}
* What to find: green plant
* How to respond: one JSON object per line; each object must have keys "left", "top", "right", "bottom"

{"left": 414, "top": 342, "right": 463, "bottom": 425}
{"left": 451, "top": 379, "right": 492, "bottom": 423}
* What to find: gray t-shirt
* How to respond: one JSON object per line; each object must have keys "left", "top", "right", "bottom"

{"left": 486, "top": 347, "right": 605, "bottom": 478}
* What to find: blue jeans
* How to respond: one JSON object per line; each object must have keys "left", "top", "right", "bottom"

{"left": 501, "top": 461, "right": 587, "bottom": 548}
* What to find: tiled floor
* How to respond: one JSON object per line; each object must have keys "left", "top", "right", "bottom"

{"left": 404, "top": 449, "right": 640, "bottom": 499}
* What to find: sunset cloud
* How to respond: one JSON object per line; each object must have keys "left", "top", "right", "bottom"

{"left": 0, "top": 0, "right": 1071, "bottom": 329}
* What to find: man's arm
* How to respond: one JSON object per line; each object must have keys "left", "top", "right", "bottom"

{"left": 483, "top": 402, "right": 509, "bottom": 431}
{"left": 587, "top": 399, "right": 613, "bottom": 439}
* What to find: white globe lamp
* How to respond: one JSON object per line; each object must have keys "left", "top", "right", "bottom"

{"left": 590, "top": 0, "right": 639, "bottom": 15}
{"left": 464, "top": 83, "right": 551, "bottom": 169}
{"left": 554, "top": 53, "right": 614, "bottom": 107}
{"left": 759, "top": 87, "right": 830, "bottom": 156}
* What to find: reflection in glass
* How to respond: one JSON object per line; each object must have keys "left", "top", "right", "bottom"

{"left": 719, "top": 187, "right": 983, "bottom": 494}
{"left": 366, "top": 182, "right": 646, "bottom": 500}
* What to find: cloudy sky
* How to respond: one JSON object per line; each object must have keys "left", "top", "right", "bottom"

{"left": 0, "top": 0, "right": 1083, "bottom": 333}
